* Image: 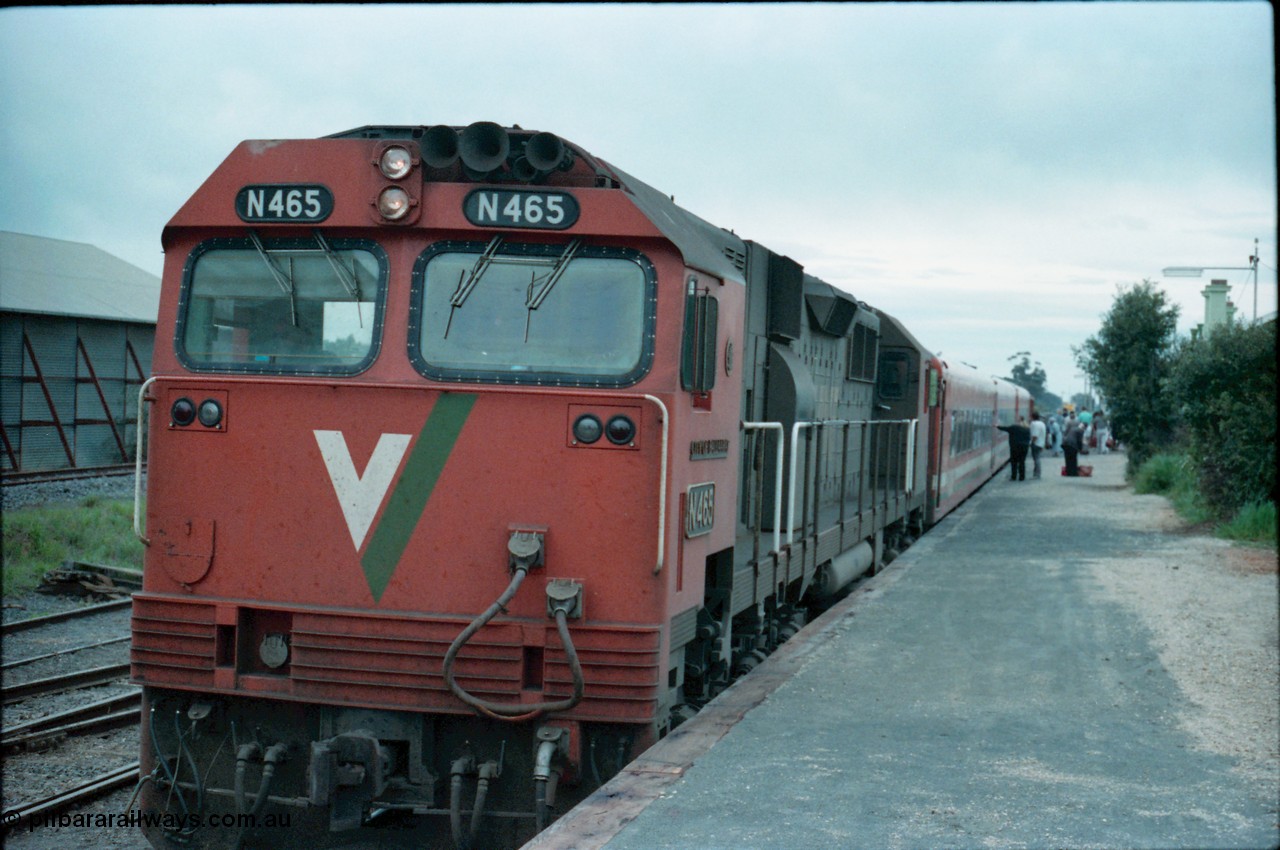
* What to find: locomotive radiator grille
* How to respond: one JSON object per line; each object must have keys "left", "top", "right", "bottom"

{"left": 129, "top": 595, "right": 660, "bottom": 722}
{"left": 130, "top": 598, "right": 218, "bottom": 687}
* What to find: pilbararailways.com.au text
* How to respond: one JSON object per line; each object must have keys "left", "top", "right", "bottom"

{"left": 9, "top": 810, "right": 292, "bottom": 832}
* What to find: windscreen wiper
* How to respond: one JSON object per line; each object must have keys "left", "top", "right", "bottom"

{"left": 445, "top": 236, "right": 583, "bottom": 340}
{"left": 248, "top": 229, "right": 298, "bottom": 326}
{"left": 523, "top": 239, "right": 582, "bottom": 341}
{"left": 313, "top": 230, "right": 364, "bottom": 328}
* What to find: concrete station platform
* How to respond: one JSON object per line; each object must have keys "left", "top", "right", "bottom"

{"left": 525, "top": 451, "right": 1278, "bottom": 850}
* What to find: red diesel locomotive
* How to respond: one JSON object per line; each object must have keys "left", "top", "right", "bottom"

{"left": 131, "top": 122, "right": 1028, "bottom": 849}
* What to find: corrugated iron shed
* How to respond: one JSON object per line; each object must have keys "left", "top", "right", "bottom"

{"left": 0, "top": 231, "right": 160, "bottom": 323}
{"left": 1, "top": 232, "right": 160, "bottom": 474}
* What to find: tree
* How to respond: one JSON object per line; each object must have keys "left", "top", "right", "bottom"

{"left": 1006, "top": 351, "right": 1047, "bottom": 399}
{"left": 1165, "top": 321, "right": 1276, "bottom": 515}
{"left": 1006, "top": 351, "right": 1062, "bottom": 411}
{"left": 1074, "top": 280, "right": 1180, "bottom": 470}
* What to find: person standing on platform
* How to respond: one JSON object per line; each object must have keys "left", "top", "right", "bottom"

{"left": 1028, "top": 411, "right": 1047, "bottom": 479}
{"left": 1062, "top": 415, "right": 1083, "bottom": 476}
{"left": 997, "top": 417, "right": 1032, "bottom": 481}
{"left": 1094, "top": 409, "right": 1110, "bottom": 454}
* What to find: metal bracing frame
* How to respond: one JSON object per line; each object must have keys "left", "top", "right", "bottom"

{"left": 0, "top": 422, "right": 18, "bottom": 470}
{"left": 76, "top": 336, "right": 129, "bottom": 462}
{"left": 21, "top": 331, "right": 75, "bottom": 467}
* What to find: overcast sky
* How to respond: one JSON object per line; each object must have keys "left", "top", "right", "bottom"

{"left": 1, "top": 2, "right": 1274, "bottom": 401}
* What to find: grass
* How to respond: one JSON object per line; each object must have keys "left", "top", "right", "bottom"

{"left": 1134, "top": 452, "right": 1275, "bottom": 544}
{"left": 1217, "top": 501, "right": 1278, "bottom": 547}
{"left": 1133, "top": 452, "right": 1216, "bottom": 525}
{"left": 2, "top": 496, "right": 145, "bottom": 598}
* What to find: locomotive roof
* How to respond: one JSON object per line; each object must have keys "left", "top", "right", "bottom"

{"left": 0, "top": 230, "right": 160, "bottom": 324}
{"left": 600, "top": 161, "right": 748, "bottom": 285}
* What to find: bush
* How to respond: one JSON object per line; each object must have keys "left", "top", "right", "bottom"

{"left": 1132, "top": 453, "right": 1188, "bottom": 494}
{"left": 1165, "top": 321, "right": 1277, "bottom": 517}
{"left": 1133, "top": 451, "right": 1216, "bottom": 525}
{"left": 1217, "top": 501, "right": 1278, "bottom": 545}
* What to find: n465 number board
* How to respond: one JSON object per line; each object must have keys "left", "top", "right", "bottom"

{"left": 463, "top": 189, "right": 579, "bottom": 230}
{"left": 236, "top": 184, "right": 334, "bottom": 223}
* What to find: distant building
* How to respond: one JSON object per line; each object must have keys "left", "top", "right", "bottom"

{"left": 0, "top": 231, "right": 160, "bottom": 474}
{"left": 1194, "top": 278, "right": 1238, "bottom": 340}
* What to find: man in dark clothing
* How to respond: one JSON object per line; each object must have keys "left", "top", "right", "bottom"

{"left": 1062, "top": 417, "right": 1083, "bottom": 476}
{"left": 997, "top": 417, "right": 1032, "bottom": 481}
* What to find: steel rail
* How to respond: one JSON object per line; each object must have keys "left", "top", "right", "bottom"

{"left": 2, "top": 634, "right": 131, "bottom": 671}
{"left": 0, "top": 762, "right": 140, "bottom": 830}
{"left": 1, "top": 691, "right": 140, "bottom": 744}
{"left": 3, "top": 706, "right": 140, "bottom": 752}
{"left": 0, "top": 598, "right": 132, "bottom": 636}
{"left": 1, "top": 464, "right": 138, "bottom": 486}
{"left": 2, "top": 662, "right": 131, "bottom": 705}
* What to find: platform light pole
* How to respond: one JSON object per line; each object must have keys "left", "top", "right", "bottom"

{"left": 1162, "top": 238, "right": 1261, "bottom": 322}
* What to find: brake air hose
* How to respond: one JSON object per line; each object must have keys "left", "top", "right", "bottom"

{"left": 442, "top": 565, "right": 585, "bottom": 722}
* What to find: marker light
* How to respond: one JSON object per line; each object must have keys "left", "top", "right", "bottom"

{"left": 573, "top": 414, "right": 603, "bottom": 444}
{"left": 378, "top": 146, "right": 414, "bottom": 180}
{"left": 197, "top": 398, "right": 223, "bottom": 429}
{"left": 171, "top": 397, "right": 196, "bottom": 427}
{"left": 606, "top": 415, "right": 636, "bottom": 445}
{"left": 377, "top": 186, "right": 411, "bottom": 220}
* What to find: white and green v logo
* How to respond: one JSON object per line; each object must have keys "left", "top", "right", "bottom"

{"left": 314, "top": 393, "right": 476, "bottom": 603}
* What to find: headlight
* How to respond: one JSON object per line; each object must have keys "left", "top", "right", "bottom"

{"left": 573, "top": 414, "right": 603, "bottom": 444}
{"left": 606, "top": 415, "right": 636, "bottom": 445}
{"left": 171, "top": 397, "right": 196, "bottom": 427}
{"left": 197, "top": 398, "right": 223, "bottom": 429}
{"left": 377, "top": 186, "right": 412, "bottom": 220}
{"left": 378, "top": 145, "right": 414, "bottom": 180}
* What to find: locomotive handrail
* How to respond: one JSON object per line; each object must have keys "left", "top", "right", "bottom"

{"left": 905, "top": 418, "right": 919, "bottom": 496}
{"left": 133, "top": 376, "right": 157, "bottom": 546}
{"left": 643, "top": 394, "right": 669, "bottom": 575}
{"left": 741, "top": 421, "right": 784, "bottom": 557}
{"left": 786, "top": 419, "right": 917, "bottom": 546}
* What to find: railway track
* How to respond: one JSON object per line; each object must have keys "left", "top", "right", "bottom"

{"left": 1, "top": 597, "right": 133, "bottom": 636}
{"left": 0, "top": 762, "right": 141, "bottom": 833}
{"left": 2, "top": 691, "right": 141, "bottom": 752}
{"left": 2, "top": 578, "right": 140, "bottom": 833}
{"left": 0, "top": 464, "right": 138, "bottom": 487}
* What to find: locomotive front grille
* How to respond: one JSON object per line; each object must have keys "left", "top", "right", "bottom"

{"left": 130, "top": 595, "right": 661, "bottom": 722}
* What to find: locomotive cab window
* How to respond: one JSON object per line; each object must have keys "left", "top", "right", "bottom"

{"left": 177, "top": 236, "right": 386, "bottom": 375}
{"left": 877, "top": 351, "right": 911, "bottom": 400}
{"left": 411, "top": 240, "right": 655, "bottom": 387}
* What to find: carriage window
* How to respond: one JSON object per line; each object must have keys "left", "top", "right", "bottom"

{"left": 178, "top": 237, "right": 385, "bottom": 375}
{"left": 411, "top": 240, "right": 655, "bottom": 387}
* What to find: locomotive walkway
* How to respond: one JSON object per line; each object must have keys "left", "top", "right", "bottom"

{"left": 525, "top": 451, "right": 1279, "bottom": 850}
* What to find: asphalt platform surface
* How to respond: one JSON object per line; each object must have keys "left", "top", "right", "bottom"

{"left": 526, "top": 451, "right": 1278, "bottom": 850}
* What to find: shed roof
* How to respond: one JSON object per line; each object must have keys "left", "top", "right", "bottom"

{"left": 0, "top": 231, "right": 160, "bottom": 324}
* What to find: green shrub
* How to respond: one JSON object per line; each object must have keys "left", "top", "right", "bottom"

{"left": 1133, "top": 453, "right": 1188, "bottom": 494}
{"left": 1165, "top": 322, "right": 1277, "bottom": 517}
{"left": 1217, "top": 501, "right": 1278, "bottom": 545}
{"left": 1132, "top": 451, "right": 1215, "bottom": 526}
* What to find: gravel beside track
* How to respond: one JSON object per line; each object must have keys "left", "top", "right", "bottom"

{"left": 0, "top": 470, "right": 142, "bottom": 515}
